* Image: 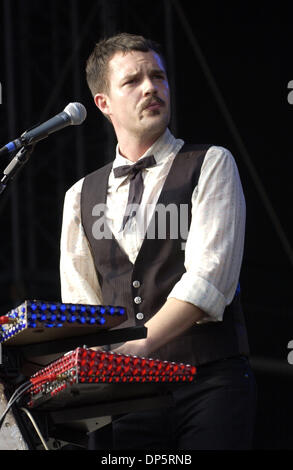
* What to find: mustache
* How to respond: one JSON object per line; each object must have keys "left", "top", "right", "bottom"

{"left": 140, "top": 96, "right": 165, "bottom": 112}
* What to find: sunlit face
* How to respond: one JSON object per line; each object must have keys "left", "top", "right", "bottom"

{"left": 95, "top": 50, "right": 170, "bottom": 142}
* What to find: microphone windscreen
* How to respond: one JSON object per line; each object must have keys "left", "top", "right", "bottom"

{"left": 64, "top": 102, "right": 87, "bottom": 125}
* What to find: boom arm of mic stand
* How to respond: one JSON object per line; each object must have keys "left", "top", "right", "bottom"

{"left": 0, "top": 145, "right": 35, "bottom": 196}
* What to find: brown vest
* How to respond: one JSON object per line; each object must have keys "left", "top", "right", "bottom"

{"left": 80, "top": 144, "right": 249, "bottom": 365}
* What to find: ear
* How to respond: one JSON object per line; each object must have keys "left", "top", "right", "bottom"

{"left": 94, "top": 93, "right": 111, "bottom": 116}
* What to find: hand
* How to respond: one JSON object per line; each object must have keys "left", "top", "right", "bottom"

{"left": 113, "top": 337, "right": 149, "bottom": 358}
{"left": 114, "top": 299, "right": 204, "bottom": 358}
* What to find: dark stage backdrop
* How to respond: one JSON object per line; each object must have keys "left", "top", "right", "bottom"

{"left": 0, "top": 0, "right": 293, "bottom": 449}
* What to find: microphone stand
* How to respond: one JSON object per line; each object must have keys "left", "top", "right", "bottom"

{"left": 0, "top": 144, "right": 35, "bottom": 196}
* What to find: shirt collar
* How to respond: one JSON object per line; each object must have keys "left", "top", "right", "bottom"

{"left": 113, "top": 128, "right": 178, "bottom": 167}
{"left": 110, "top": 128, "right": 184, "bottom": 191}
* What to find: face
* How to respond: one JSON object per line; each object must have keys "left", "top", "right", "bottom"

{"left": 95, "top": 50, "right": 171, "bottom": 143}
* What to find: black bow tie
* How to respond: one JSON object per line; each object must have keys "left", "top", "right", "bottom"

{"left": 113, "top": 155, "right": 156, "bottom": 179}
{"left": 113, "top": 155, "right": 156, "bottom": 230}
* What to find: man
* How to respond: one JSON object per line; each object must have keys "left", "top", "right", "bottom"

{"left": 60, "top": 33, "right": 256, "bottom": 450}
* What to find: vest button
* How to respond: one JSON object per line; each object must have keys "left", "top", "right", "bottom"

{"left": 132, "top": 280, "right": 141, "bottom": 288}
{"left": 134, "top": 296, "right": 142, "bottom": 304}
{"left": 136, "top": 312, "right": 144, "bottom": 320}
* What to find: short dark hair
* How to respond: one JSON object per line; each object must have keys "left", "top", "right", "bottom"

{"left": 86, "top": 32, "right": 164, "bottom": 97}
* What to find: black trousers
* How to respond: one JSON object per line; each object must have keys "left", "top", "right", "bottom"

{"left": 88, "top": 355, "right": 257, "bottom": 451}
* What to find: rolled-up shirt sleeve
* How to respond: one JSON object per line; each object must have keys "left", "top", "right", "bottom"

{"left": 167, "top": 146, "right": 246, "bottom": 322}
{"left": 60, "top": 178, "right": 103, "bottom": 305}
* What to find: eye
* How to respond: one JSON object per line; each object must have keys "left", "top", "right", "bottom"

{"left": 152, "top": 69, "right": 165, "bottom": 78}
{"left": 123, "top": 77, "right": 138, "bottom": 86}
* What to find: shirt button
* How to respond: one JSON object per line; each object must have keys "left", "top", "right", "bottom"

{"left": 136, "top": 312, "right": 144, "bottom": 320}
{"left": 134, "top": 296, "right": 142, "bottom": 304}
{"left": 132, "top": 280, "right": 141, "bottom": 288}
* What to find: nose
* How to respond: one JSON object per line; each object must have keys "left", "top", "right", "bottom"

{"left": 142, "top": 76, "right": 157, "bottom": 96}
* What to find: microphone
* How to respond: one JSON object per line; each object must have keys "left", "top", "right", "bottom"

{"left": 0, "top": 102, "right": 87, "bottom": 157}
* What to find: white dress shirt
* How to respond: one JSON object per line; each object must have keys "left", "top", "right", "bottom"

{"left": 60, "top": 128, "right": 246, "bottom": 322}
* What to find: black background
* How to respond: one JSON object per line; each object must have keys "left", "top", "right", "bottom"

{"left": 0, "top": 0, "right": 293, "bottom": 449}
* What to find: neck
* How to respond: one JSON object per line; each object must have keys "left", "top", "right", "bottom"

{"left": 117, "top": 130, "right": 165, "bottom": 162}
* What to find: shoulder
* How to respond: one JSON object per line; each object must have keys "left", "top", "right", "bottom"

{"left": 178, "top": 143, "right": 236, "bottom": 165}
{"left": 180, "top": 143, "right": 236, "bottom": 163}
{"left": 178, "top": 143, "right": 238, "bottom": 174}
{"left": 198, "top": 145, "right": 242, "bottom": 187}
{"left": 205, "top": 145, "right": 236, "bottom": 162}
{"left": 203, "top": 145, "right": 239, "bottom": 173}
